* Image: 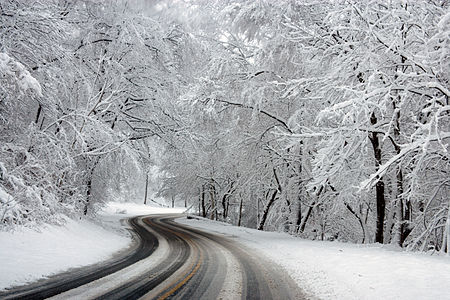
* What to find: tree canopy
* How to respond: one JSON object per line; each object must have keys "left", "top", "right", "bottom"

{"left": 1, "top": 0, "right": 448, "bottom": 253}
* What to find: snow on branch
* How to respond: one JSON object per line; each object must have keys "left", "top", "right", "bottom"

{"left": 360, "top": 132, "right": 450, "bottom": 191}
{"left": 0, "top": 53, "right": 42, "bottom": 97}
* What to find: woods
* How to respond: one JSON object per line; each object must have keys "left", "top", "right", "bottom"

{"left": 1, "top": 0, "right": 449, "bottom": 253}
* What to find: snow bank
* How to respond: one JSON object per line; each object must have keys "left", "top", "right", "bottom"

{"left": 0, "top": 202, "right": 185, "bottom": 291}
{"left": 0, "top": 216, "right": 129, "bottom": 290}
{"left": 177, "top": 216, "right": 450, "bottom": 300}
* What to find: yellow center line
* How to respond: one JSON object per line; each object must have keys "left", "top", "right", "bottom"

{"left": 157, "top": 251, "right": 203, "bottom": 300}
{"left": 144, "top": 217, "right": 204, "bottom": 300}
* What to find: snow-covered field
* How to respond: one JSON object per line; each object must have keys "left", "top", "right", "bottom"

{"left": 177, "top": 216, "right": 450, "bottom": 300}
{"left": 0, "top": 202, "right": 185, "bottom": 291}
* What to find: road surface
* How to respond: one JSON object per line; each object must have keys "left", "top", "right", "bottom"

{"left": 0, "top": 215, "right": 305, "bottom": 299}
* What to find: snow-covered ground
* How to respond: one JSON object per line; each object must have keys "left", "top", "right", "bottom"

{"left": 177, "top": 216, "right": 450, "bottom": 300}
{"left": 2, "top": 202, "right": 449, "bottom": 300}
{"left": 0, "top": 202, "right": 185, "bottom": 291}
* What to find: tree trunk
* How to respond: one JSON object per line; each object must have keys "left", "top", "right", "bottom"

{"left": 209, "top": 181, "right": 215, "bottom": 220}
{"left": 298, "top": 200, "right": 314, "bottom": 233}
{"left": 222, "top": 194, "right": 228, "bottom": 220}
{"left": 201, "top": 185, "right": 206, "bottom": 218}
{"left": 399, "top": 162, "right": 412, "bottom": 245}
{"left": 443, "top": 204, "right": 450, "bottom": 255}
{"left": 392, "top": 32, "right": 412, "bottom": 246}
{"left": 257, "top": 168, "right": 282, "bottom": 231}
{"left": 238, "top": 195, "right": 243, "bottom": 227}
{"left": 344, "top": 202, "right": 366, "bottom": 243}
{"left": 298, "top": 186, "right": 323, "bottom": 234}
{"left": 83, "top": 157, "right": 100, "bottom": 216}
{"left": 369, "top": 112, "right": 386, "bottom": 244}
{"left": 35, "top": 104, "right": 42, "bottom": 124}
{"left": 295, "top": 141, "right": 304, "bottom": 232}
{"left": 257, "top": 189, "right": 278, "bottom": 230}
{"left": 222, "top": 182, "right": 233, "bottom": 220}
{"left": 84, "top": 177, "right": 92, "bottom": 215}
{"left": 143, "top": 173, "right": 149, "bottom": 205}
{"left": 296, "top": 195, "right": 302, "bottom": 231}
{"left": 198, "top": 188, "right": 202, "bottom": 216}
{"left": 256, "top": 193, "right": 260, "bottom": 226}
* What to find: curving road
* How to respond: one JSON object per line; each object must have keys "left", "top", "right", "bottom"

{"left": 0, "top": 215, "right": 305, "bottom": 300}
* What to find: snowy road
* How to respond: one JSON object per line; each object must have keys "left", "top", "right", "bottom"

{"left": 0, "top": 215, "right": 304, "bottom": 300}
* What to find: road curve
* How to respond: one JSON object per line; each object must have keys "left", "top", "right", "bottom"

{"left": 0, "top": 217, "right": 159, "bottom": 300}
{"left": 0, "top": 215, "right": 306, "bottom": 300}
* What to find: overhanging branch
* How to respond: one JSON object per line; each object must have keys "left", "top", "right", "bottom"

{"left": 214, "top": 98, "right": 293, "bottom": 134}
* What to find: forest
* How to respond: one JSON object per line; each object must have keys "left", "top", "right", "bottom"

{"left": 0, "top": 0, "right": 449, "bottom": 253}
